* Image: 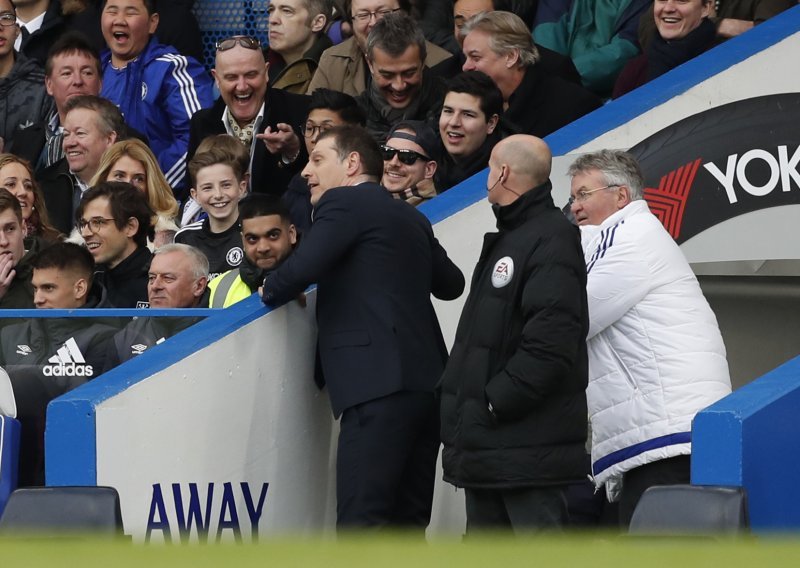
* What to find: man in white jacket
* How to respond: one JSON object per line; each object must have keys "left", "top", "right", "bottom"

{"left": 568, "top": 149, "right": 731, "bottom": 526}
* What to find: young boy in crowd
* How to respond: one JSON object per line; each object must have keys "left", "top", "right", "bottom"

{"left": 175, "top": 147, "right": 248, "bottom": 279}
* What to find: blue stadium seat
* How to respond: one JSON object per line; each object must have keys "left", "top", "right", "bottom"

{"left": 0, "top": 415, "right": 21, "bottom": 517}
{"left": 0, "top": 486, "right": 124, "bottom": 536}
{"left": 629, "top": 484, "right": 749, "bottom": 536}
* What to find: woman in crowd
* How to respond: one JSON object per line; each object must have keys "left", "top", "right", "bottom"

{"left": 91, "top": 140, "right": 180, "bottom": 247}
{"left": 0, "top": 154, "right": 61, "bottom": 244}
{"left": 613, "top": 0, "right": 717, "bottom": 99}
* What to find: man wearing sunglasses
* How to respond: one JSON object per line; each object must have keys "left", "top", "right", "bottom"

{"left": 568, "top": 150, "right": 731, "bottom": 527}
{"left": 188, "top": 34, "right": 310, "bottom": 202}
{"left": 262, "top": 125, "right": 464, "bottom": 531}
{"left": 99, "top": 0, "right": 214, "bottom": 199}
{"left": 380, "top": 120, "right": 438, "bottom": 206}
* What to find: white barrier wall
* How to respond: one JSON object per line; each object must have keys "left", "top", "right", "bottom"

{"left": 46, "top": 8, "right": 800, "bottom": 541}
{"left": 51, "top": 297, "right": 339, "bottom": 542}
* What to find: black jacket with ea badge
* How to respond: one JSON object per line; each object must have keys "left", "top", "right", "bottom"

{"left": 440, "top": 182, "right": 589, "bottom": 489}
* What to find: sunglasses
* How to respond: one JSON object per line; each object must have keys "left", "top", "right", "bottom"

{"left": 380, "top": 145, "right": 430, "bottom": 165}
{"left": 216, "top": 36, "right": 261, "bottom": 52}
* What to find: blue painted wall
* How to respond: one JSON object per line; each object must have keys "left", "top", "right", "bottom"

{"left": 693, "top": 355, "right": 800, "bottom": 531}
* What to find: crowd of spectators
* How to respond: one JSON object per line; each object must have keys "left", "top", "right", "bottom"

{"left": 0, "top": 0, "right": 787, "bottom": 531}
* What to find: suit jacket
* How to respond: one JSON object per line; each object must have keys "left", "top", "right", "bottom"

{"left": 187, "top": 89, "right": 310, "bottom": 198}
{"left": 262, "top": 182, "right": 465, "bottom": 417}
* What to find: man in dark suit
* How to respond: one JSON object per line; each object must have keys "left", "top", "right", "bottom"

{"left": 187, "top": 35, "right": 310, "bottom": 203}
{"left": 261, "top": 125, "right": 465, "bottom": 531}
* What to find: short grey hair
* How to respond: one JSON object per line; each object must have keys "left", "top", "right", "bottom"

{"left": 365, "top": 11, "right": 427, "bottom": 62}
{"left": 461, "top": 11, "right": 539, "bottom": 68}
{"left": 567, "top": 150, "right": 645, "bottom": 200}
{"left": 153, "top": 243, "right": 210, "bottom": 280}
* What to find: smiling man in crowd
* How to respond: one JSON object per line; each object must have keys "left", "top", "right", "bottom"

{"left": 461, "top": 11, "right": 600, "bottom": 137}
{"left": 436, "top": 70, "right": 502, "bottom": 191}
{"left": 103, "top": 243, "right": 208, "bottom": 371}
{"left": 37, "top": 95, "right": 126, "bottom": 234}
{"left": 77, "top": 181, "right": 154, "bottom": 308}
{"left": 357, "top": 12, "right": 445, "bottom": 143}
{"left": 208, "top": 194, "right": 297, "bottom": 308}
{"left": 380, "top": 120, "right": 439, "bottom": 205}
{"left": 9, "top": 31, "right": 103, "bottom": 171}
{"left": 307, "top": 0, "right": 451, "bottom": 96}
{"left": 188, "top": 32, "right": 310, "bottom": 204}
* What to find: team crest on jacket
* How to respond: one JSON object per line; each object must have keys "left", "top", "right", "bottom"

{"left": 491, "top": 257, "right": 514, "bottom": 288}
{"left": 141, "top": 82, "right": 148, "bottom": 100}
{"left": 226, "top": 247, "right": 244, "bottom": 266}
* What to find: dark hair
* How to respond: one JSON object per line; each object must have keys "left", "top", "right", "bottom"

{"left": 0, "top": 187, "right": 22, "bottom": 223}
{"left": 309, "top": 88, "right": 366, "bottom": 126}
{"left": 64, "top": 95, "right": 128, "bottom": 139}
{"left": 77, "top": 182, "right": 155, "bottom": 248}
{"left": 188, "top": 146, "right": 246, "bottom": 188}
{"left": 31, "top": 242, "right": 95, "bottom": 282}
{"left": 343, "top": 0, "right": 411, "bottom": 22}
{"left": 45, "top": 31, "right": 102, "bottom": 77}
{"left": 317, "top": 125, "right": 383, "bottom": 179}
{"left": 446, "top": 71, "right": 503, "bottom": 121}
{"left": 101, "top": 0, "right": 158, "bottom": 16}
{"left": 365, "top": 11, "right": 426, "bottom": 62}
{"left": 238, "top": 194, "right": 292, "bottom": 223}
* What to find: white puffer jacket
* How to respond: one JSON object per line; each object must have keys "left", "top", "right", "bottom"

{"left": 581, "top": 200, "right": 731, "bottom": 499}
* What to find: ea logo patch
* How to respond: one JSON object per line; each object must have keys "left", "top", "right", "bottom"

{"left": 141, "top": 82, "right": 148, "bottom": 100}
{"left": 491, "top": 256, "right": 514, "bottom": 288}
{"left": 227, "top": 247, "right": 244, "bottom": 266}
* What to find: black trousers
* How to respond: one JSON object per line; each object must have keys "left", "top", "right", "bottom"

{"left": 618, "top": 454, "right": 691, "bottom": 527}
{"left": 336, "top": 390, "right": 440, "bottom": 531}
{"left": 465, "top": 486, "right": 568, "bottom": 534}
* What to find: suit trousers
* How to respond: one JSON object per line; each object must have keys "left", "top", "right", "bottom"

{"left": 336, "top": 390, "right": 440, "bottom": 531}
{"left": 465, "top": 486, "right": 568, "bottom": 534}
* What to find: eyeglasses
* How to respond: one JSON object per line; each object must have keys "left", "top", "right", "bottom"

{"left": 380, "top": 145, "right": 430, "bottom": 165}
{"left": 301, "top": 122, "right": 335, "bottom": 139}
{"left": 570, "top": 184, "right": 620, "bottom": 203}
{"left": 78, "top": 217, "right": 116, "bottom": 232}
{"left": 0, "top": 12, "right": 16, "bottom": 27}
{"left": 216, "top": 36, "right": 261, "bottom": 52}
{"left": 352, "top": 8, "right": 400, "bottom": 24}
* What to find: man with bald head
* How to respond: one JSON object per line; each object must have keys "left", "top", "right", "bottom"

{"left": 440, "top": 135, "right": 590, "bottom": 533}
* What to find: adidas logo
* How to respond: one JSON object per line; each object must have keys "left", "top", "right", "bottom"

{"left": 16, "top": 345, "right": 32, "bottom": 356}
{"left": 130, "top": 344, "right": 148, "bottom": 356}
{"left": 43, "top": 338, "right": 94, "bottom": 377}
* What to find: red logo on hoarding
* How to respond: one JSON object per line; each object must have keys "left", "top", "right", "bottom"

{"left": 644, "top": 158, "right": 702, "bottom": 239}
